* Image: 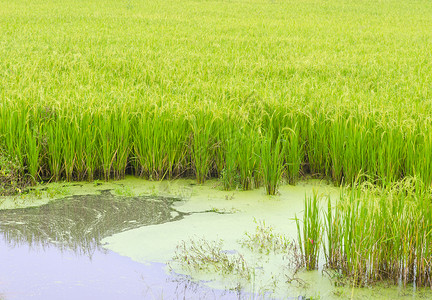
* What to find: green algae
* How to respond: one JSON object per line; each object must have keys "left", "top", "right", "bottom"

{"left": 0, "top": 189, "right": 185, "bottom": 256}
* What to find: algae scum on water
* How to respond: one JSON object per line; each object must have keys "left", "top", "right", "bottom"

{"left": 0, "top": 190, "right": 185, "bottom": 255}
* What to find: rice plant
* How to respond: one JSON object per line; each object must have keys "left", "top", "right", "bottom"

{"left": 170, "top": 237, "right": 251, "bottom": 280}
{"left": 236, "top": 125, "right": 260, "bottom": 190}
{"left": 189, "top": 110, "right": 218, "bottom": 184}
{"left": 239, "top": 219, "right": 291, "bottom": 254}
{"left": 259, "top": 123, "right": 287, "bottom": 195}
{"left": 220, "top": 126, "right": 239, "bottom": 190}
{"left": 296, "top": 192, "right": 322, "bottom": 271}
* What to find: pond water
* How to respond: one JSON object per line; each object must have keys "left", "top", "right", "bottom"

{"left": 0, "top": 188, "right": 254, "bottom": 299}
{"left": 0, "top": 178, "right": 431, "bottom": 299}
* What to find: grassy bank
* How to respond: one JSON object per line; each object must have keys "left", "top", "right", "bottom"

{"left": 1, "top": 0, "right": 432, "bottom": 194}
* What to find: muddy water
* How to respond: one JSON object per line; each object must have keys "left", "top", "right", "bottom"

{"left": 1, "top": 178, "right": 431, "bottom": 299}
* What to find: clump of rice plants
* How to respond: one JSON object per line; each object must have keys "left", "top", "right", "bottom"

{"left": 323, "top": 196, "right": 341, "bottom": 271}
{"left": 295, "top": 192, "right": 322, "bottom": 271}
{"left": 236, "top": 126, "right": 260, "bottom": 191}
{"left": 171, "top": 223, "right": 304, "bottom": 293}
{"left": 284, "top": 124, "right": 304, "bottom": 185}
{"left": 170, "top": 237, "right": 251, "bottom": 280}
{"left": 133, "top": 109, "right": 189, "bottom": 180}
{"left": 190, "top": 110, "right": 218, "bottom": 184}
{"left": 297, "top": 178, "right": 432, "bottom": 288}
{"left": 239, "top": 219, "right": 291, "bottom": 254}
{"left": 220, "top": 127, "right": 240, "bottom": 190}
{"left": 260, "top": 131, "right": 286, "bottom": 196}
{"left": 0, "top": 145, "right": 29, "bottom": 195}
{"left": 327, "top": 180, "right": 432, "bottom": 287}
{"left": 220, "top": 167, "right": 240, "bottom": 191}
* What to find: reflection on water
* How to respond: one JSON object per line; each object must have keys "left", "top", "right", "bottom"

{"left": 0, "top": 191, "right": 252, "bottom": 299}
{"left": 0, "top": 190, "right": 185, "bottom": 257}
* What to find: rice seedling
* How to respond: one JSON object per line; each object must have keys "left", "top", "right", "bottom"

{"left": 170, "top": 237, "right": 251, "bottom": 280}
{"left": 97, "top": 114, "right": 118, "bottom": 181}
{"left": 162, "top": 115, "right": 189, "bottom": 179}
{"left": 239, "top": 219, "right": 291, "bottom": 255}
{"left": 295, "top": 192, "right": 322, "bottom": 271}
{"left": 304, "top": 111, "right": 330, "bottom": 178}
{"left": 71, "top": 116, "right": 87, "bottom": 181}
{"left": 323, "top": 196, "right": 340, "bottom": 271}
{"left": 60, "top": 115, "right": 77, "bottom": 181}
{"left": 2, "top": 110, "right": 27, "bottom": 178}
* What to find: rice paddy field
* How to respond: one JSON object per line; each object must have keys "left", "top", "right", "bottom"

{"left": 2, "top": 0, "right": 432, "bottom": 189}
{"left": 1, "top": 0, "right": 432, "bottom": 293}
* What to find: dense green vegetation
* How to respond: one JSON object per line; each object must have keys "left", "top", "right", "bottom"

{"left": 298, "top": 179, "right": 432, "bottom": 288}
{"left": 329, "top": 181, "right": 432, "bottom": 288}
{"left": 1, "top": 0, "right": 432, "bottom": 195}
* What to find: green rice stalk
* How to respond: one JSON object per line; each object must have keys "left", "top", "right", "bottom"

{"left": 296, "top": 192, "right": 322, "bottom": 270}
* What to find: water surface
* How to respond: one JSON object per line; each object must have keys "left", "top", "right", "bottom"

{"left": 0, "top": 190, "right": 247, "bottom": 299}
